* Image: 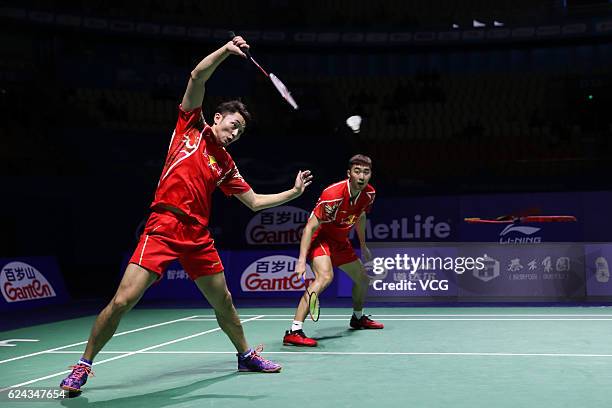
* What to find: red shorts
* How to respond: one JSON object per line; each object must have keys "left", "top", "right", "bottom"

{"left": 129, "top": 210, "right": 223, "bottom": 280}
{"left": 308, "top": 236, "right": 359, "bottom": 268}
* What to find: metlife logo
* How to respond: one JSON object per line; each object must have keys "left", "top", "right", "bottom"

{"left": 349, "top": 215, "right": 451, "bottom": 241}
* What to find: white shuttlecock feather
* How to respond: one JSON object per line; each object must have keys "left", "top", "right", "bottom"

{"left": 346, "top": 115, "right": 362, "bottom": 133}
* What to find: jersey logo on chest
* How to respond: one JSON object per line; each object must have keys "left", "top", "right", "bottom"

{"left": 204, "top": 151, "right": 223, "bottom": 178}
{"left": 341, "top": 214, "right": 359, "bottom": 226}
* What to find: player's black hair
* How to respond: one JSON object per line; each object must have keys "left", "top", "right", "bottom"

{"left": 348, "top": 154, "right": 372, "bottom": 169}
{"left": 216, "top": 100, "right": 252, "bottom": 124}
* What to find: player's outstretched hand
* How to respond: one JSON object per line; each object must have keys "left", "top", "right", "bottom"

{"left": 294, "top": 170, "right": 313, "bottom": 195}
{"left": 227, "top": 36, "right": 249, "bottom": 58}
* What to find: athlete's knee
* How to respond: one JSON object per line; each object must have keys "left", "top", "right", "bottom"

{"left": 110, "top": 293, "right": 137, "bottom": 314}
{"left": 109, "top": 298, "right": 129, "bottom": 315}
{"left": 317, "top": 270, "right": 334, "bottom": 287}
{"left": 221, "top": 289, "right": 233, "bottom": 307}
{"left": 356, "top": 270, "right": 369, "bottom": 287}
{"left": 212, "top": 288, "right": 234, "bottom": 312}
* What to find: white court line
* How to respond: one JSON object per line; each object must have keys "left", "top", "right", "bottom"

{"left": 0, "top": 315, "right": 200, "bottom": 365}
{"left": 0, "top": 315, "right": 264, "bottom": 392}
{"left": 214, "top": 318, "right": 612, "bottom": 321}
{"left": 45, "top": 350, "right": 612, "bottom": 358}
{"left": 195, "top": 314, "right": 612, "bottom": 318}
{"left": 186, "top": 318, "right": 219, "bottom": 321}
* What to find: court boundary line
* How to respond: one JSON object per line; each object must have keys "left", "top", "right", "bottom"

{"left": 0, "top": 315, "right": 264, "bottom": 392}
{"left": 193, "top": 314, "right": 612, "bottom": 318}
{"left": 189, "top": 317, "right": 612, "bottom": 321}
{"left": 0, "top": 315, "right": 201, "bottom": 365}
{"left": 45, "top": 350, "right": 612, "bottom": 358}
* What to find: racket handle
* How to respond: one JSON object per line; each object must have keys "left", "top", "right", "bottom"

{"left": 227, "top": 30, "right": 252, "bottom": 58}
{"left": 301, "top": 275, "right": 310, "bottom": 294}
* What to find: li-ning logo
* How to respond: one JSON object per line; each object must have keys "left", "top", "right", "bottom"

{"left": 499, "top": 225, "right": 542, "bottom": 244}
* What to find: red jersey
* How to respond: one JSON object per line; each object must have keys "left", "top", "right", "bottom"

{"left": 310, "top": 179, "right": 376, "bottom": 242}
{"left": 150, "top": 105, "right": 251, "bottom": 226}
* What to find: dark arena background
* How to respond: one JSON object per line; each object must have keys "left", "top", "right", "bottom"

{"left": 2, "top": 1, "right": 612, "bottom": 407}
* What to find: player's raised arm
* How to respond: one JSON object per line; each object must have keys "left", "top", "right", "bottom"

{"left": 181, "top": 36, "right": 249, "bottom": 111}
{"left": 235, "top": 170, "right": 313, "bottom": 212}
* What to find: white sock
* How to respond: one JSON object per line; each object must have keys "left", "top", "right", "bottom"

{"left": 353, "top": 310, "right": 363, "bottom": 319}
{"left": 291, "top": 320, "right": 303, "bottom": 332}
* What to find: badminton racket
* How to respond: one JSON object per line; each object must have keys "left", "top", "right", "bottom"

{"left": 464, "top": 215, "right": 577, "bottom": 224}
{"left": 229, "top": 31, "right": 298, "bottom": 110}
{"left": 301, "top": 276, "right": 320, "bottom": 322}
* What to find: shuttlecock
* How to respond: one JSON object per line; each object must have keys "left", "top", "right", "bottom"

{"left": 494, "top": 20, "right": 504, "bottom": 27}
{"left": 473, "top": 19, "right": 486, "bottom": 28}
{"left": 346, "top": 115, "right": 362, "bottom": 133}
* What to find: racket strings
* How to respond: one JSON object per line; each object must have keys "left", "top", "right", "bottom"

{"left": 309, "top": 291, "right": 320, "bottom": 321}
{"left": 269, "top": 73, "right": 298, "bottom": 110}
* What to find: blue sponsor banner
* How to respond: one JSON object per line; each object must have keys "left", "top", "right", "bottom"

{"left": 459, "top": 192, "right": 584, "bottom": 243}
{"left": 119, "top": 243, "right": 610, "bottom": 302}
{"left": 341, "top": 191, "right": 608, "bottom": 244}
{"left": 457, "top": 243, "right": 585, "bottom": 298}
{"left": 225, "top": 191, "right": 611, "bottom": 249}
{"left": 348, "top": 197, "right": 459, "bottom": 242}
{"left": 339, "top": 243, "right": 587, "bottom": 301}
{"left": 0, "top": 257, "right": 70, "bottom": 311}
{"left": 226, "top": 250, "right": 333, "bottom": 299}
{"left": 122, "top": 249, "right": 326, "bottom": 300}
{"left": 585, "top": 244, "right": 612, "bottom": 297}
{"left": 241, "top": 191, "right": 608, "bottom": 245}
{"left": 356, "top": 246, "right": 460, "bottom": 299}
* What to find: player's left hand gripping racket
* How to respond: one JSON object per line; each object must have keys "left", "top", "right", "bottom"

{"left": 301, "top": 276, "right": 320, "bottom": 322}
{"left": 229, "top": 31, "right": 298, "bottom": 110}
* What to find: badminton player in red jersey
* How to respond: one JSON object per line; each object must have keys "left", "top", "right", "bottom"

{"left": 60, "top": 36, "right": 313, "bottom": 393}
{"left": 283, "top": 155, "right": 383, "bottom": 347}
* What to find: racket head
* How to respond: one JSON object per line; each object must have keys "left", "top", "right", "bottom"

{"left": 269, "top": 73, "right": 299, "bottom": 110}
{"left": 520, "top": 215, "right": 577, "bottom": 223}
{"left": 308, "top": 291, "right": 320, "bottom": 322}
{"left": 465, "top": 215, "right": 577, "bottom": 224}
{"left": 464, "top": 218, "right": 513, "bottom": 224}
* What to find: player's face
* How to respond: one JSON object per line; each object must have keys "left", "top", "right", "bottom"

{"left": 212, "top": 112, "right": 246, "bottom": 147}
{"left": 347, "top": 164, "right": 371, "bottom": 192}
